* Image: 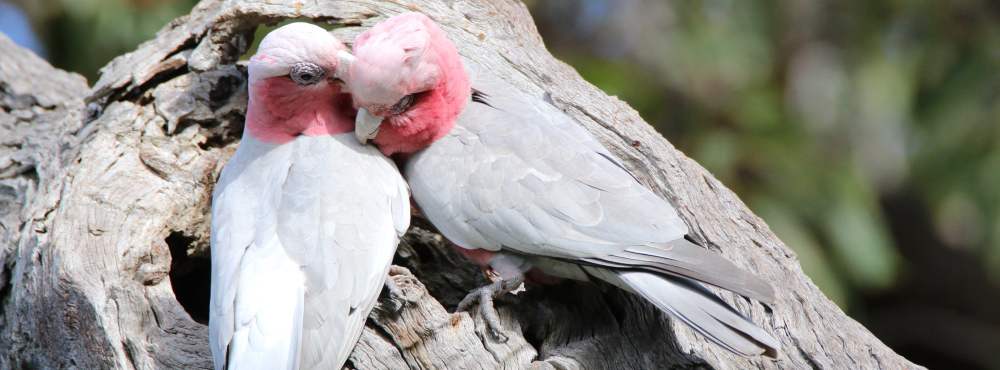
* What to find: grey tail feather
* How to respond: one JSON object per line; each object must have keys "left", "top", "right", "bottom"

{"left": 615, "top": 270, "right": 780, "bottom": 357}
{"left": 583, "top": 238, "right": 776, "bottom": 306}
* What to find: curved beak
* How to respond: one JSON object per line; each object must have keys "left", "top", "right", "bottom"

{"left": 334, "top": 50, "right": 355, "bottom": 92}
{"left": 355, "top": 108, "right": 384, "bottom": 144}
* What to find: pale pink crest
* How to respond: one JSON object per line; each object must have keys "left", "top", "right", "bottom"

{"left": 245, "top": 22, "right": 356, "bottom": 144}
{"left": 348, "top": 12, "right": 471, "bottom": 155}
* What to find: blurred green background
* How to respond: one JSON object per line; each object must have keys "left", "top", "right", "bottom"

{"left": 3, "top": 0, "right": 999, "bottom": 368}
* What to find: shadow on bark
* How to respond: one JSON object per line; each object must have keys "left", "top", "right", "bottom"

{"left": 0, "top": 1, "right": 922, "bottom": 369}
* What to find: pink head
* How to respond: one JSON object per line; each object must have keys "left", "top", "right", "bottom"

{"left": 245, "top": 22, "right": 356, "bottom": 144}
{"left": 342, "top": 12, "right": 471, "bottom": 155}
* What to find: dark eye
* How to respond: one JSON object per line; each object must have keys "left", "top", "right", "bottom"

{"left": 290, "top": 62, "right": 325, "bottom": 85}
{"left": 389, "top": 93, "right": 417, "bottom": 115}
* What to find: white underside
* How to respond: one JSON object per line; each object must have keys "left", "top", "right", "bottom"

{"left": 209, "top": 133, "right": 410, "bottom": 370}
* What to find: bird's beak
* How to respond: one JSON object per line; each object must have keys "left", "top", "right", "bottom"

{"left": 355, "top": 108, "right": 383, "bottom": 144}
{"left": 335, "top": 50, "right": 355, "bottom": 92}
{"left": 335, "top": 50, "right": 354, "bottom": 78}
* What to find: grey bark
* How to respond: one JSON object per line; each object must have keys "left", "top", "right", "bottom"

{"left": 0, "top": 0, "right": 921, "bottom": 369}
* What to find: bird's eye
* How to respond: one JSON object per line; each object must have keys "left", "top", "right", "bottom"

{"left": 290, "top": 62, "right": 325, "bottom": 85}
{"left": 389, "top": 93, "right": 418, "bottom": 115}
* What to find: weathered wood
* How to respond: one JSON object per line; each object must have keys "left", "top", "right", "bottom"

{"left": 0, "top": 1, "right": 921, "bottom": 369}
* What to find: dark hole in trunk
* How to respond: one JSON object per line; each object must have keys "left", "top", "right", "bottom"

{"left": 166, "top": 231, "right": 211, "bottom": 325}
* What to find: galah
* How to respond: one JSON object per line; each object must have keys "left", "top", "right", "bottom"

{"left": 209, "top": 23, "right": 410, "bottom": 370}
{"left": 339, "top": 13, "right": 780, "bottom": 356}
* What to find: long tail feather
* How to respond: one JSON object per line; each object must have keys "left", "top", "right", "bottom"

{"left": 589, "top": 268, "right": 780, "bottom": 357}
{"left": 583, "top": 239, "right": 775, "bottom": 305}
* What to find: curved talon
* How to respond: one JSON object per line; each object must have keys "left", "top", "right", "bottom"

{"left": 456, "top": 277, "right": 524, "bottom": 342}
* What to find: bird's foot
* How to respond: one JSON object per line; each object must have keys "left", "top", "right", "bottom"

{"left": 456, "top": 276, "right": 525, "bottom": 342}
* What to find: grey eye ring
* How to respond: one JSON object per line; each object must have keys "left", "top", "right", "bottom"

{"left": 290, "top": 62, "right": 326, "bottom": 85}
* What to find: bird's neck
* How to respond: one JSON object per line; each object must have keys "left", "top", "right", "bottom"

{"left": 245, "top": 78, "right": 355, "bottom": 144}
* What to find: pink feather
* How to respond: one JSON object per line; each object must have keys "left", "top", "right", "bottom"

{"left": 351, "top": 12, "right": 471, "bottom": 155}
{"left": 245, "top": 77, "right": 355, "bottom": 144}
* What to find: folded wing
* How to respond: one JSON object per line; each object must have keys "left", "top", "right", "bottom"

{"left": 210, "top": 135, "right": 409, "bottom": 370}
{"left": 408, "top": 75, "right": 771, "bottom": 303}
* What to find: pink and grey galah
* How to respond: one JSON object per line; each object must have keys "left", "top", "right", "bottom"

{"left": 339, "top": 12, "right": 781, "bottom": 357}
{"left": 208, "top": 23, "right": 410, "bottom": 370}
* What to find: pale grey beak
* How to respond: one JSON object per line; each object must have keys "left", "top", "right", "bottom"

{"left": 334, "top": 50, "right": 355, "bottom": 93}
{"left": 355, "top": 108, "right": 383, "bottom": 144}
{"left": 335, "top": 51, "right": 354, "bottom": 78}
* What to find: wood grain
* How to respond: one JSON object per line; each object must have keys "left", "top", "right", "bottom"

{"left": 0, "top": 1, "right": 920, "bottom": 369}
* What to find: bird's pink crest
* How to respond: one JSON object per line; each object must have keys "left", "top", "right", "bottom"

{"left": 349, "top": 12, "right": 471, "bottom": 155}
{"left": 244, "top": 23, "right": 356, "bottom": 144}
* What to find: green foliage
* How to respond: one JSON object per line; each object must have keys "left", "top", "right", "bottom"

{"left": 13, "top": 0, "right": 200, "bottom": 82}
{"left": 534, "top": 0, "right": 1000, "bottom": 310}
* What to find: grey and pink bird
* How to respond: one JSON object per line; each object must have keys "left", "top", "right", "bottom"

{"left": 208, "top": 23, "right": 410, "bottom": 370}
{"left": 340, "top": 12, "right": 780, "bottom": 357}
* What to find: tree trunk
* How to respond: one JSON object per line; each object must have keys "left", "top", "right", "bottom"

{"left": 0, "top": 0, "right": 921, "bottom": 369}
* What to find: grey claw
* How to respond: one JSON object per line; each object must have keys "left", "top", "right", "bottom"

{"left": 456, "top": 277, "right": 524, "bottom": 342}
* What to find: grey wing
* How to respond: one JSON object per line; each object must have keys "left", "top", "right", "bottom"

{"left": 409, "top": 76, "right": 772, "bottom": 304}
{"left": 277, "top": 135, "right": 408, "bottom": 369}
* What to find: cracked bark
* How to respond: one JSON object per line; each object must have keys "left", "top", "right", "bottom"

{"left": 0, "top": 0, "right": 921, "bottom": 369}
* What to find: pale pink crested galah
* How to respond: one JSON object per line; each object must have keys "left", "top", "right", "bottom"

{"left": 209, "top": 23, "right": 410, "bottom": 370}
{"left": 339, "top": 13, "right": 780, "bottom": 356}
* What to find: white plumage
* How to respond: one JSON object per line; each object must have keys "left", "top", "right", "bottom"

{"left": 210, "top": 134, "right": 409, "bottom": 369}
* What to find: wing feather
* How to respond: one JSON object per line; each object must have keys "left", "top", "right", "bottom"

{"left": 584, "top": 240, "right": 775, "bottom": 304}
{"left": 409, "top": 76, "right": 685, "bottom": 256}
{"left": 210, "top": 137, "right": 299, "bottom": 370}
{"left": 407, "top": 74, "right": 769, "bottom": 302}
{"left": 210, "top": 135, "right": 409, "bottom": 370}
{"left": 279, "top": 135, "right": 408, "bottom": 369}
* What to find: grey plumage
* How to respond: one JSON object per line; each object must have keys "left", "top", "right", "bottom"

{"left": 406, "top": 73, "right": 779, "bottom": 356}
{"left": 583, "top": 239, "right": 775, "bottom": 305}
